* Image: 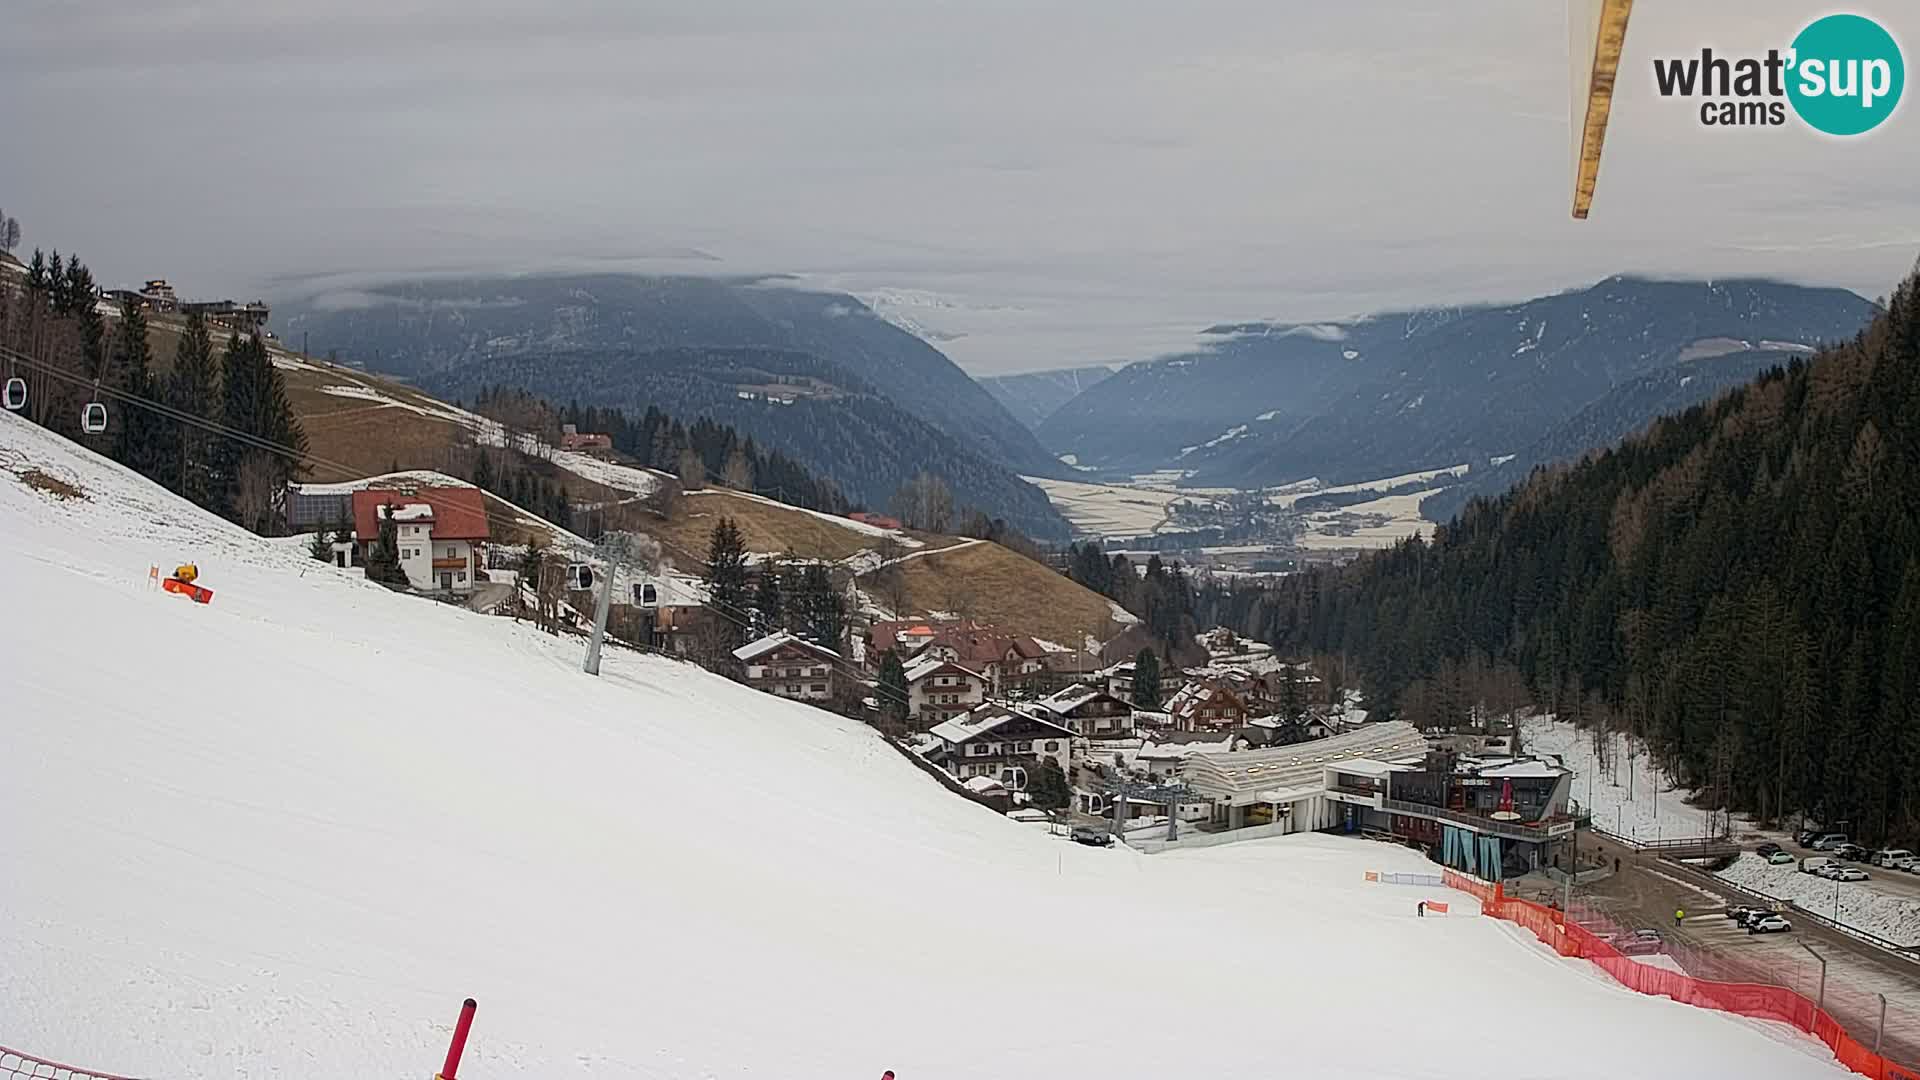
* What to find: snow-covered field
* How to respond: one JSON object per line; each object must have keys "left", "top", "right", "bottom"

{"left": 1293, "top": 488, "right": 1441, "bottom": 550}
{"left": 1717, "top": 855, "right": 1920, "bottom": 946}
{"left": 0, "top": 413, "right": 1848, "bottom": 1079}
{"left": 1021, "top": 474, "right": 1202, "bottom": 536}
{"left": 1523, "top": 716, "right": 1739, "bottom": 842}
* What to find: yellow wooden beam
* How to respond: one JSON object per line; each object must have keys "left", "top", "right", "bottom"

{"left": 1570, "top": 0, "right": 1635, "bottom": 219}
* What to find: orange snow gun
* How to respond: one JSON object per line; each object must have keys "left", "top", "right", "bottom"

{"left": 163, "top": 563, "right": 214, "bottom": 604}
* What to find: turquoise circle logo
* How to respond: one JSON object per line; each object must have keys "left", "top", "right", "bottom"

{"left": 1787, "top": 14, "right": 1904, "bottom": 135}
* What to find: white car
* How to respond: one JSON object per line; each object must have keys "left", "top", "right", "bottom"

{"left": 1874, "top": 849, "right": 1914, "bottom": 868}
{"left": 1749, "top": 914, "right": 1793, "bottom": 934}
{"left": 1835, "top": 867, "right": 1870, "bottom": 882}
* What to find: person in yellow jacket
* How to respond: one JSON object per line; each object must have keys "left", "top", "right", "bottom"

{"left": 1674, "top": 907, "right": 1685, "bottom": 927}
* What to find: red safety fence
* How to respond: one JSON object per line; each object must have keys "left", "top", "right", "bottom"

{"left": 1, "top": 1045, "right": 143, "bottom": 1080}
{"left": 1441, "top": 871, "right": 1920, "bottom": 1080}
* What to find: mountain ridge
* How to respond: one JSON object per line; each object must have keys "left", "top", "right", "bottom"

{"left": 1038, "top": 276, "right": 1877, "bottom": 490}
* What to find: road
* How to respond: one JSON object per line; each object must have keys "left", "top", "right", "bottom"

{"left": 1574, "top": 832, "right": 1920, "bottom": 1067}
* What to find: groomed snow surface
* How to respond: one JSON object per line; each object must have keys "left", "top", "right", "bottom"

{"left": 0, "top": 412, "right": 1848, "bottom": 1079}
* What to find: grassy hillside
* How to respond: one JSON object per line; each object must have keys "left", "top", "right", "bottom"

{"left": 137, "top": 319, "right": 1125, "bottom": 642}
{"left": 891, "top": 539, "right": 1126, "bottom": 649}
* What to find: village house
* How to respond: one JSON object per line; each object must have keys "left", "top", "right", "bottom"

{"left": 869, "top": 619, "right": 1051, "bottom": 694}
{"left": 847, "top": 511, "right": 903, "bottom": 530}
{"left": 925, "top": 702, "right": 1075, "bottom": 787}
{"left": 904, "top": 655, "right": 989, "bottom": 728}
{"left": 1034, "top": 684, "right": 1136, "bottom": 740}
{"left": 350, "top": 487, "right": 490, "bottom": 593}
{"left": 1164, "top": 677, "right": 1253, "bottom": 733}
{"left": 558, "top": 424, "right": 613, "bottom": 454}
{"left": 1102, "top": 660, "right": 1138, "bottom": 703}
{"left": 732, "top": 632, "right": 842, "bottom": 703}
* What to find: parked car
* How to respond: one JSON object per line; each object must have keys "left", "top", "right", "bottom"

{"left": 1797, "top": 828, "right": 1821, "bottom": 846}
{"left": 1070, "top": 826, "right": 1114, "bottom": 847}
{"left": 1836, "top": 843, "right": 1868, "bottom": 861}
{"left": 1726, "top": 905, "right": 1760, "bottom": 923}
{"left": 1768, "top": 851, "right": 1797, "bottom": 865}
{"left": 1618, "top": 932, "right": 1664, "bottom": 956}
{"left": 1749, "top": 914, "right": 1793, "bottom": 934}
{"left": 1836, "top": 867, "right": 1870, "bottom": 882}
{"left": 1801, "top": 856, "right": 1835, "bottom": 874}
{"left": 1875, "top": 849, "right": 1915, "bottom": 869}
{"left": 1812, "top": 833, "right": 1851, "bottom": 851}
{"left": 1756, "top": 842, "right": 1782, "bottom": 858}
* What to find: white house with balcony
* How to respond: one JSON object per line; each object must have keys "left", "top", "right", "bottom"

{"left": 903, "top": 656, "right": 988, "bottom": 727}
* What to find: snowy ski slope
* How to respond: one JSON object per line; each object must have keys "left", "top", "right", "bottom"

{"left": 0, "top": 413, "right": 1846, "bottom": 1079}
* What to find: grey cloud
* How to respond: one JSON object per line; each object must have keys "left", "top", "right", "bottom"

{"left": 2, "top": 0, "right": 1913, "bottom": 375}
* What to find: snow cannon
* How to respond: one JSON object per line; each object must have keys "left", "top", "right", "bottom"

{"left": 162, "top": 563, "right": 214, "bottom": 604}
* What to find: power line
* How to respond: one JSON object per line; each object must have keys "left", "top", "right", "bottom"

{"left": 4, "top": 342, "right": 910, "bottom": 702}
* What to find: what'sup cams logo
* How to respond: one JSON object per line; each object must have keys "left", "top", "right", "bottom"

{"left": 1653, "top": 13, "right": 1904, "bottom": 134}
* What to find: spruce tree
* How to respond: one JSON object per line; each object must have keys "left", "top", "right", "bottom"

{"left": 167, "top": 311, "right": 220, "bottom": 510}
{"left": 877, "top": 649, "right": 910, "bottom": 730}
{"left": 753, "top": 560, "right": 783, "bottom": 635}
{"left": 109, "top": 298, "right": 165, "bottom": 480}
{"left": 801, "top": 563, "right": 845, "bottom": 649}
{"left": 704, "top": 516, "right": 750, "bottom": 646}
{"left": 1131, "top": 648, "right": 1161, "bottom": 709}
{"left": 363, "top": 510, "right": 410, "bottom": 588}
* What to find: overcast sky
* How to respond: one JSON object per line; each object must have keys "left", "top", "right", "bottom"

{"left": 4, "top": 1, "right": 1915, "bottom": 374}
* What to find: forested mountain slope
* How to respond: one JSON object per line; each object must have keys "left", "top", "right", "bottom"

{"left": 425, "top": 345, "right": 1067, "bottom": 538}
{"left": 1223, "top": 267, "right": 1920, "bottom": 840}
{"left": 1040, "top": 278, "right": 1875, "bottom": 487}
{"left": 280, "top": 273, "right": 1057, "bottom": 474}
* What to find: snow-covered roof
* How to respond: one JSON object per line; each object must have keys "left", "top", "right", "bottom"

{"left": 1475, "top": 759, "right": 1566, "bottom": 780}
{"left": 1331, "top": 757, "right": 1413, "bottom": 779}
{"left": 388, "top": 503, "right": 433, "bottom": 522}
{"left": 928, "top": 704, "right": 1072, "bottom": 746}
{"left": 1039, "top": 685, "right": 1109, "bottom": 713}
{"left": 732, "top": 631, "right": 842, "bottom": 663}
{"left": 1180, "top": 722, "right": 1427, "bottom": 803}
{"left": 903, "top": 654, "right": 983, "bottom": 684}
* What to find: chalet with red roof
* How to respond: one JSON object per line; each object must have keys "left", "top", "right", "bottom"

{"left": 351, "top": 487, "right": 490, "bottom": 593}
{"left": 1165, "top": 677, "right": 1253, "bottom": 733}
{"left": 867, "top": 618, "right": 1051, "bottom": 693}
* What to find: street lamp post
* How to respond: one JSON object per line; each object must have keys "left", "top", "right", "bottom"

{"left": 1877, "top": 992, "right": 1889, "bottom": 1056}
{"left": 1799, "top": 941, "right": 1827, "bottom": 1019}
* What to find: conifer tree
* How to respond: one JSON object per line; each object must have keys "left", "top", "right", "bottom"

{"left": 109, "top": 297, "right": 165, "bottom": 480}
{"left": 704, "top": 516, "right": 750, "bottom": 646}
{"left": 877, "top": 648, "right": 910, "bottom": 731}
{"left": 167, "top": 311, "right": 220, "bottom": 509}
{"left": 753, "top": 560, "right": 783, "bottom": 635}
{"left": 1131, "top": 648, "right": 1161, "bottom": 709}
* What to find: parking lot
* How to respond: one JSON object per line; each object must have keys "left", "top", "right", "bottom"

{"left": 1576, "top": 832, "right": 1920, "bottom": 1066}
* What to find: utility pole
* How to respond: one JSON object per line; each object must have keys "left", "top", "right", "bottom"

{"left": 1800, "top": 941, "right": 1827, "bottom": 1019}
{"left": 1877, "top": 993, "right": 1888, "bottom": 1056}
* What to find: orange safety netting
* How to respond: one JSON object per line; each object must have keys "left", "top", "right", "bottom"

{"left": 1441, "top": 871, "right": 1920, "bottom": 1080}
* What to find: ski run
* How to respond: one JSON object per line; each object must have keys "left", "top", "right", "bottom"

{"left": 0, "top": 410, "right": 1850, "bottom": 1078}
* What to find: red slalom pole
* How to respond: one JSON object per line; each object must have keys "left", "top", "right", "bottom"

{"left": 438, "top": 998, "right": 477, "bottom": 1080}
